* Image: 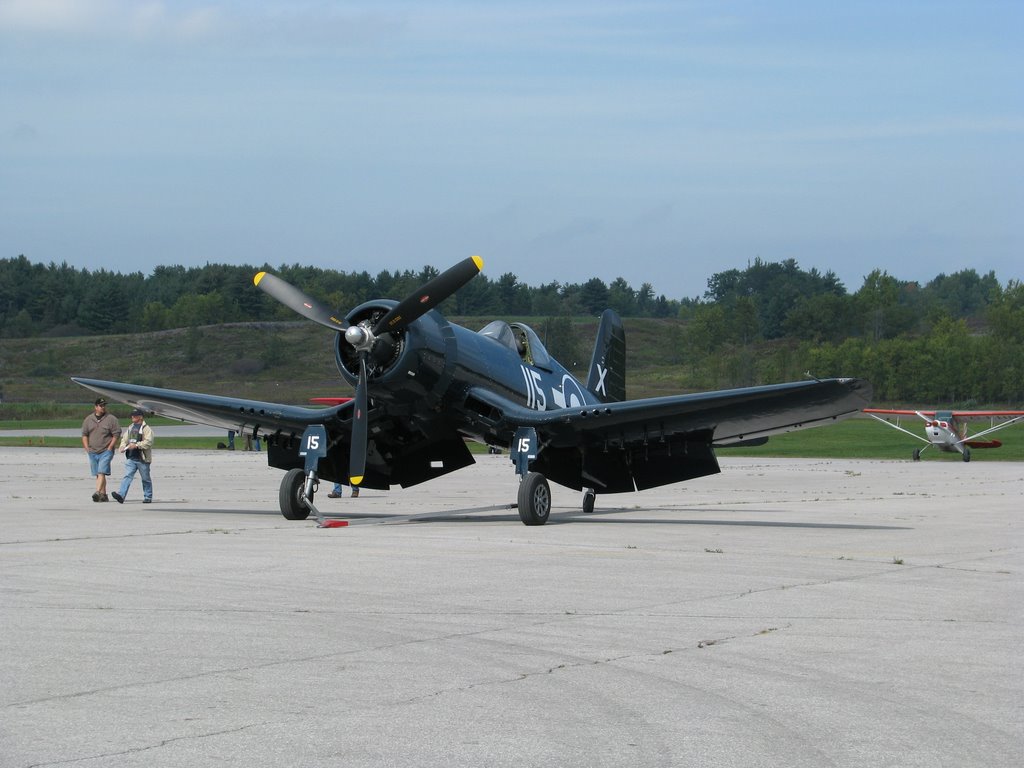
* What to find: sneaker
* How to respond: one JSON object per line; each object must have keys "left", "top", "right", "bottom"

{"left": 111, "top": 492, "right": 124, "bottom": 504}
{"left": 92, "top": 492, "right": 100, "bottom": 502}
{"left": 351, "top": 488, "right": 359, "bottom": 498}
{"left": 143, "top": 499, "right": 152, "bottom": 504}
{"left": 327, "top": 492, "right": 342, "bottom": 498}
{"left": 99, "top": 494, "right": 109, "bottom": 502}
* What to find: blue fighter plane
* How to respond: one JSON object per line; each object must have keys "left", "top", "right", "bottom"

{"left": 74, "top": 256, "right": 871, "bottom": 525}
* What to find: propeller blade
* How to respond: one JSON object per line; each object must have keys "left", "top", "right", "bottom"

{"left": 372, "top": 255, "right": 483, "bottom": 335}
{"left": 349, "top": 354, "right": 369, "bottom": 487}
{"left": 254, "top": 271, "right": 346, "bottom": 332}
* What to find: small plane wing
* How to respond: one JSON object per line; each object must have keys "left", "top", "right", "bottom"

{"left": 864, "top": 407, "right": 1024, "bottom": 447}
{"left": 944, "top": 410, "right": 1024, "bottom": 421}
{"left": 951, "top": 412, "right": 1024, "bottom": 443}
{"left": 863, "top": 409, "right": 931, "bottom": 443}
{"left": 71, "top": 377, "right": 353, "bottom": 436}
{"left": 865, "top": 408, "right": 1024, "bottom": 421}
{"left": 864, "top": 408, "right": 935, "bottom": 418}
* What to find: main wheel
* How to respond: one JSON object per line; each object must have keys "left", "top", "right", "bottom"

{"left": 517, "top": 472, "right": 551, "bottom": 526}
{"left": 279, "top": 468, "right": 312, "bottom": 520}
{"left": 962, "top": 448, "right": 971, "bottom": 463}
{"left": 912, "top": 448, "right": 921, "bottom": 461}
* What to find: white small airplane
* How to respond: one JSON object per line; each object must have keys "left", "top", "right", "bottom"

{"left": 864, "top": 408, "right": 1024, "bottom": 462}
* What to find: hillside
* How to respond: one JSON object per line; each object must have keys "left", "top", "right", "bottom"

{"left": 0, "top": 317, "right": 701, "bottom": 408}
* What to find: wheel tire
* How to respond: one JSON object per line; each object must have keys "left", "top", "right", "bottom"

{"left": 517, "top": 472, "right": 551, "bottom": 526}
{"left": 582, "top": 489, "right": 595, "bottom": 514}
{"left": 912, "top": 448, "right": 921, "bottom": 461}
{"left": 962, "top": 448, "right": 971, "bottom": 463}
{"left": 279, "top": 468, "right": 311, "bottom": 520}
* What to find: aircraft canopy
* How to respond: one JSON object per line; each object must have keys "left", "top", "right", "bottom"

{"left": 477, "top": 320, "right": 552, "bottom": 369}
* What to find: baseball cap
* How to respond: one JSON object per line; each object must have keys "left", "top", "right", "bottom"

{"left": 130, "top": 408, "right": 145, "bottom": 417}
{"left": 94, "top": 398, "right": 108, "bottom": 406}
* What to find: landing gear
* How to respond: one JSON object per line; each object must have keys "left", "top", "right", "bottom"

{"left": 962, "top": 447, "right": 971, "bottom": 462}
{"left": 582, "top": 488, "right": 596, "bottom": 514}
{"left": 279, "top": 467, "right": 312, "bottom": 520}
{"left": 517, "top": 472, "right": 551, "bottom": 526}
{"left": 912, "top": 448, "right": 921, "bottom": 461}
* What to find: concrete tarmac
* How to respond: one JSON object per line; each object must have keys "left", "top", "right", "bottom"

{"left": 1, "top": 447, "right": 1020, "bottom": 767}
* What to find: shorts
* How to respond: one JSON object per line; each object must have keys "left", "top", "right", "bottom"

{"left": 89, "top": 450, "right": 113, "bottom": 477}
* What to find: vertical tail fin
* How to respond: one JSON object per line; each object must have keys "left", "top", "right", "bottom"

{"left": 586, "top": 309, "right": 626, "bottom": 403}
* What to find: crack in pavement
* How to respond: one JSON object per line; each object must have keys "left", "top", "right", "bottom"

{"left": 23, "top": 721, "right": 271, "bottom": 768}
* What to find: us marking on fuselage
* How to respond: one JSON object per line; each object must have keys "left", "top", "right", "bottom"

{"left": 520, "top": 365, "right": 588, "bottom": 410}
{"left": 521, "top": 364, "right": 546, "bottom": 410}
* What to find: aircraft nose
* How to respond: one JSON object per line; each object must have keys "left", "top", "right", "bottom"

{"left": 345, "top": 326, "right": 370, "bottom": 348}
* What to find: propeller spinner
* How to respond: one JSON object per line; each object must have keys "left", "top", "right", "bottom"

{"left": 254, "top": 255, "right": 484, "bottom": 488}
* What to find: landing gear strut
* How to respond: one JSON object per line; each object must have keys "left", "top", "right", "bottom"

{"left": 279, "top": 424, "right": 331, "bottom": 523}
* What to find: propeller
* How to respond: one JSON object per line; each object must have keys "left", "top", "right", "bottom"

{"left": 253, "top": 271, "right": 347, "bottom": 332}
{"left": 350, "top": 355, "right": 368, "bottom": 485}
{"left": 371, "top": 255, "right": 483, "bottom": 335}
{"left": 254, "top": 255, "right": 484, "bottom": 488}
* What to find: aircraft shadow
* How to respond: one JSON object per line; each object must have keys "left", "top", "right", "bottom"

{"left": 152, "top": 506, "right": 910, "bottom": 530}
{"left": 545, "top": 506, "right": 911, "bottom": 529}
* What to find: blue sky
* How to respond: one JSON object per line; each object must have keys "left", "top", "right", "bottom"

{"left": 2, "top": 0, "right": 1021, "bottom": 300}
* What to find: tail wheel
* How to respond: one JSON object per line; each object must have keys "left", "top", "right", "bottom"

{"left": 279, "top": 468, "right": 312, "bottom": 520}
{"left": 582, "top": 488, "right": 596, "bottom": 514}
{"left": 518, "top": 472, "right": 551, "bottom": 526}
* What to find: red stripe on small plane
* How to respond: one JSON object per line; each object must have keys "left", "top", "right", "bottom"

{"left": 320, "top": 520, "right": 349, "bottom": 528}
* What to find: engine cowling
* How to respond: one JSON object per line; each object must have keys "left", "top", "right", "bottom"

{"left": 334, "top": 301, "right": 455, "bottom": 407}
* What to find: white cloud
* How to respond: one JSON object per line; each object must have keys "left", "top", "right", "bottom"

{"left": 0, "top": 0, "right": 220, "bottom": 39}
{"left": 0, "top": 0, "right": 104, "bottom": 31}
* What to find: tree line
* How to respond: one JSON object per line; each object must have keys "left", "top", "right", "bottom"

{"left": 0, "top": 255, "right": 684, "bottom": 337}
{"left": 2, "top": 254, "right": 1022, "bottom": 403}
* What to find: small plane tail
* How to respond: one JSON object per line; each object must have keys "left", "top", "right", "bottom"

{"left": 586, "top": 309, "right": 626, "bottom": 403}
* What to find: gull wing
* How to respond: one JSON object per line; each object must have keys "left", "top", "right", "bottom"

{"left": 474, "top": 377, "right": 871, "bottom": 445}
{"left": 71, "top": 377, "right": 352, "bottom": 437}
{"left": 467, "top": 377, "right": 871, "bottom": 491}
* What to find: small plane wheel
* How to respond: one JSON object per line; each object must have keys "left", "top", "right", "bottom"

{"left": 912, "top": 448, "right": 921, "bottom": 461}
{"left": 582, "top": 489, "right": 595, "bottom": 514}
{"left": 279, "top": 468, "right": 312, "bottom": 520}
{"left": 517, "top": 472, "right": 551, "bottom": 526}
{"left": 962, "top": 448, "right": 971, "bottom": 463}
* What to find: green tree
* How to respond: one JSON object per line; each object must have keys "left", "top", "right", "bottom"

{"left": 607, "top": 278, "right": 636, "bottom": 316}
{"left": 783, "top": 293, "right": 854, "bottom": 342}
{"left": 988, "top": 280, "right": 1024, "bottom": 343}
{"left": 855, "top": 269, "right": 903, "bottom": 341}
{"left": 579, "top": 278, "right": 610, "bottom": 315}
{"left": 141, "top": 302, "right": 171, "bottom": 331}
